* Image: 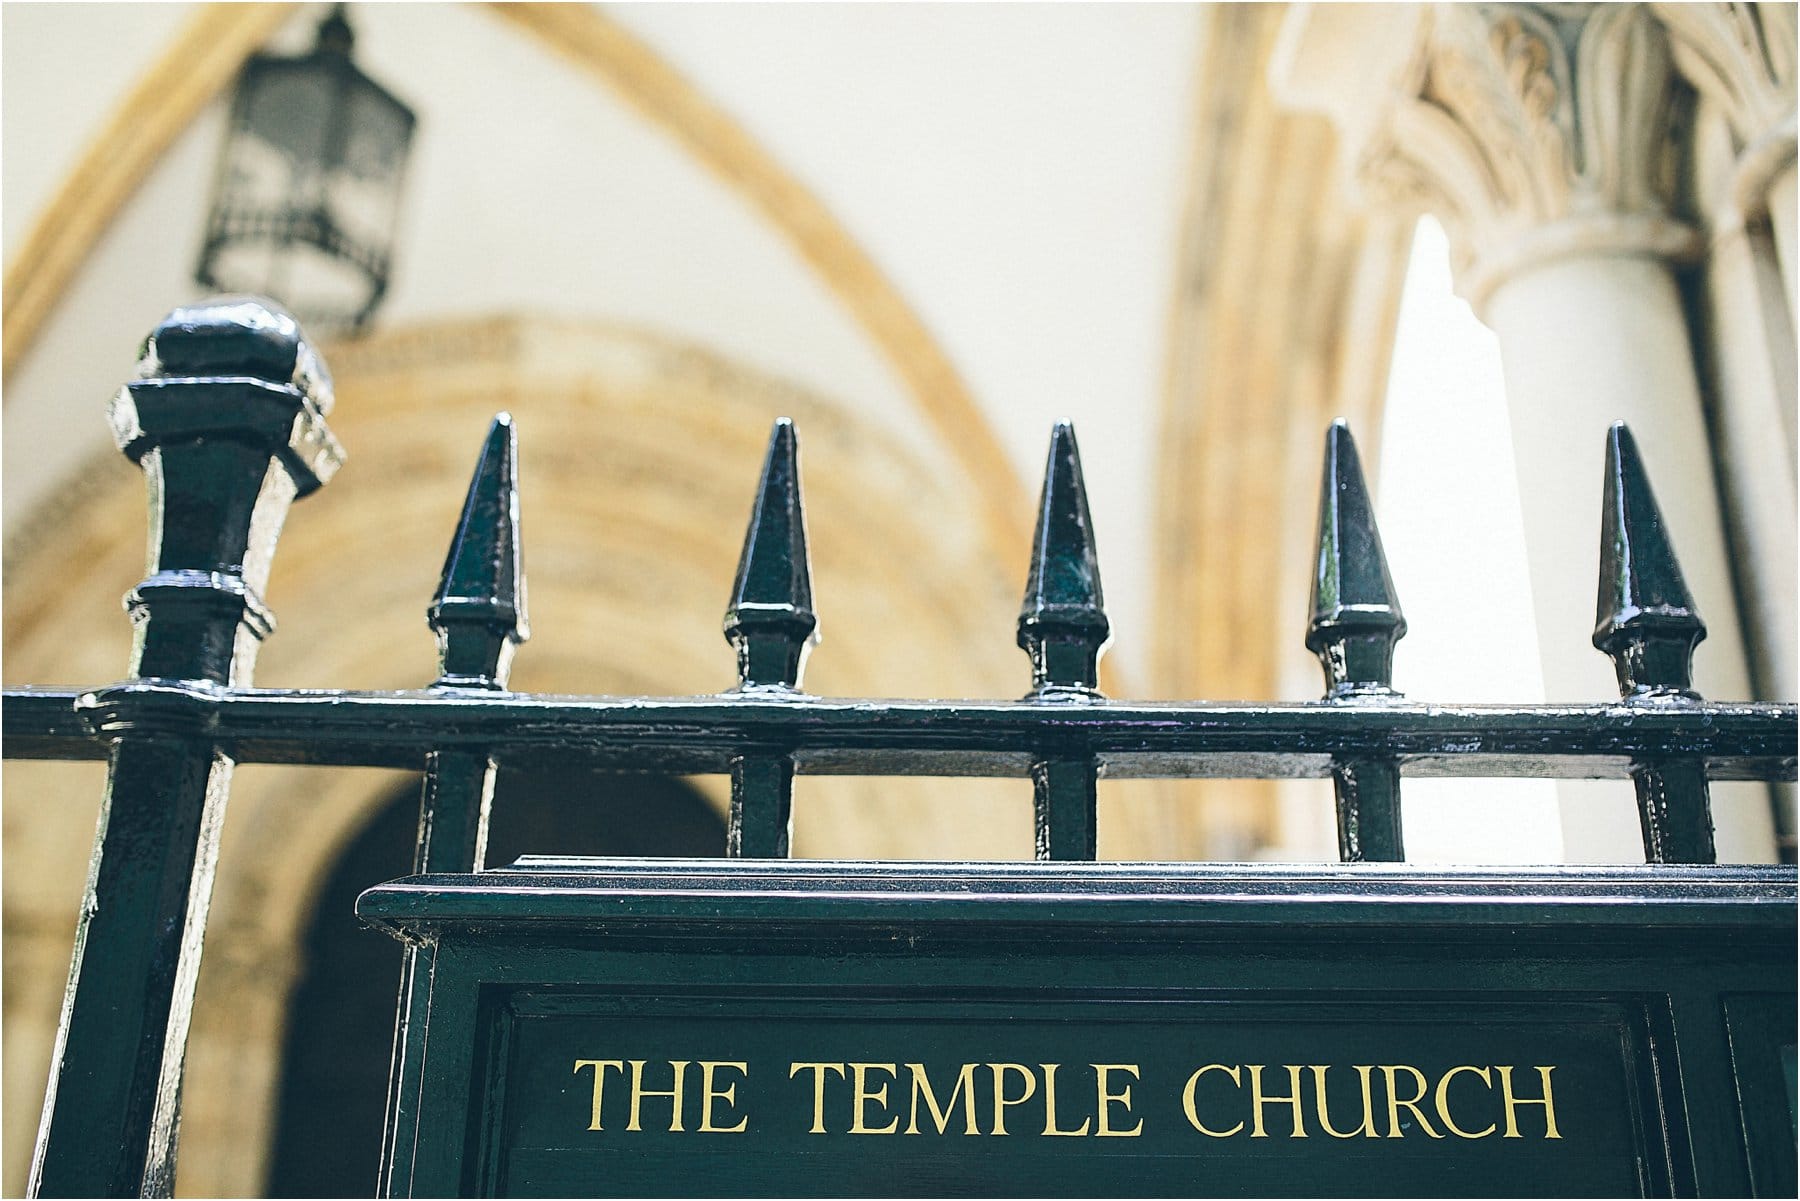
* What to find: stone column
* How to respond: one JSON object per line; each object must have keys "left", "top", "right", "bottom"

{"left": 1656, "top": 2, "right": 1799, "bottom": 312}
{"left": 1276, "top": 3, "right": 1775, "bottom": 860}
{"left": 1655, "top": 2, "right": 1798, "bottom": 856}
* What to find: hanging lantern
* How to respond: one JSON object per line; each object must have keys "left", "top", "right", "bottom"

{"left": 196, "top": 4, "right": 416, "bottom": 335}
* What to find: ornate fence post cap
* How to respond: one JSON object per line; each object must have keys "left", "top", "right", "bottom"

{"left": 111, "top": 296, "right": 344, "bottom": 686}
{"left": 1018, "top": 420, "right": 1109, "bottom": 698}
{"left": 138, "top": 295, "right": 333, "bottom": 408}
{"left": 112, "top": 295, "right": 343, "bottom": 496}
{"left": 723, "top": 418, "right": 818, "bottom": 690}
{"left": 430, "top": 413, "right": 530, "bottom": 689}
{"left": 1594, "top": 422, "right": 1706, "bottom": 698}
{"left": 1306, "top": 419, "right": 1406, "bottom": 697}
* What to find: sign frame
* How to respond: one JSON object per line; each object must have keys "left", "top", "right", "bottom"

{"left": 360, "top": 859, "right": 1797, "bottom": 1198}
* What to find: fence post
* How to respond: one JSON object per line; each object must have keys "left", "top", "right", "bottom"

{"left": 723, "top": 419, "right": 815, "bottom": 857}
{"left": 1594, "top": 423, "right": 1716, "bottom": 864}
{"left": 380, "top": 414, "right": 527, "bottom": 1196}
{"left": 1019, "top": 422, "right": 1108, "bottom": 860}
{"left": 1306, "top": 420, "right": 1407, "bottom": 863}
{"left": 30, "top": 299, "right": 341, "bottom": 1198}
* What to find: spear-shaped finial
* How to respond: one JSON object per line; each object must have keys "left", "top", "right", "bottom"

{"left": 429, "top": 413, "right": 528, "bottom": 688}
{"left": 316, "top": 3, "right": 354, "bottom": 54}
{"left": 1018, "top": 421, "right": 1109, "bottom": 697}
{"left": 1306, "top": 420, "right": 1406, "bottom": 698}
{"left": 724, "top": 419, "right": 817, "bottom": 690}
{"left": 1594, "top": 422, "right": 1706, "bottom": 698}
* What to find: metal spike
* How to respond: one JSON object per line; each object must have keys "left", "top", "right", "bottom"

{"left": 429, "top": 414, "right": 528, "bottom": 689}
{"left": 1306, "top": 419, "right": 1406, "bottom": 698}
{"left": 724, "top": 419, "right": 817, "bottom": 690}
{"left": 1018, "top": 421, "right": 1109, "bottom": 697}
{"left": 1594, "top": 422, "right": 1706, "bottom": 698}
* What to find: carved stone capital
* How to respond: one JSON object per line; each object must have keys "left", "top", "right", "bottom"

{"left": 1355, "top": 4, "right": 1701, "bottom": 309}
{"left": 1653, "top": 2, "right": 1797, "bottom": 219}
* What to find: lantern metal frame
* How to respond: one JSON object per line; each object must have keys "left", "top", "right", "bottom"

{"left": 195, "top": 4, "right": 416, "bottom": 334}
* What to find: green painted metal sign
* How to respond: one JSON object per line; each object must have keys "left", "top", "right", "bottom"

{"left": 359, "top": 860, "right": 1797, "bottom": 1198}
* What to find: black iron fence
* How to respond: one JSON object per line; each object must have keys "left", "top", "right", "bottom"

{"left": 5, "top": 299, "right": 1794, "bottom": 1196}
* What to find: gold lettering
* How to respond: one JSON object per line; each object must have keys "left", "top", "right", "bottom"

{"left": 1249, "top": 1064, "right": 1308, "bottom": 1138}
{"left": 1039, "top": 1064, "right": 1091, "bottom": 1137}
{"left": 1310, "top": 1065, "right": 1378, "bottom": 1138}
{"left": 698, "top": 1061, "right": 750, "bottom": 1134}
{"left": 626, "top": 1060, "right": 689, "bottom": 1133}
{"left": 849, "top": 1063, "right": 901, "bottom": 1135}
{"left": 1497, "top": 1066, "right": 1561, "bottom": 1139}
{"left": 904, "top": 1063, "right": 980, "bottom": 1135}
{"left": 989, "top": 1063, "right": 1037, "bottom": 1136}
{"left": 1433, "top": 1065, "right": 1495, "bottom": 1139}
{"left": 572, "top": 1059, "right": 624, "bottom": 1131}
{"left": 788, "top": 1062, "right": 846, "bottom": 1134}
{"left": 1182, "top": 1064, "right": 1244, "bottom": 1137}
{"left": 1093, "top": 1064, "right": 1143, "bottom": 1137}
{"left": 1381, "top": 1065, "right": 1444, "bottom": 1139}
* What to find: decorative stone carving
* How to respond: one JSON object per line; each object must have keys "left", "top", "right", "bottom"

{"left": 1358, "top": 3, "right": 1701, "bottom": 310}
{"left": 1653, "top": 2, "right": 1797, "bottom": 218}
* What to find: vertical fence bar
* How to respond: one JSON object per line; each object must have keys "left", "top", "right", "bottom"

{"left": 1018, "top": 423, "right": 1108, "bottom": 861}
{"left": 1306, "top": 420, "right": 1407, "bottom": 863}
{"left": 1030, "top": 758, "right": 1100, "bottom": 861}
{"left": 723, "top": 420, "right": 815, "bottom": 858}
{"left": 1594, "top": 423, "right": 1716, "bottom": 864}
{"left": 30, "top": 301, "right": 341, "bottom": 1198}
{"left": 380, "top": 415, "right": 528, "bottom": 1197}
{"left": 729, "top": 755, "right": 797, "bottom": 857}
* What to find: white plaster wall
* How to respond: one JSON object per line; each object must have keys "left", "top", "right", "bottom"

{"left": 355, "top": 3, "right": 928, "bottom": 457}
{"left": 0, "top": 3, "right": 200, "bottom": 258}
{"left": 609, "top": 3, "right": 1202, "bottom": 687}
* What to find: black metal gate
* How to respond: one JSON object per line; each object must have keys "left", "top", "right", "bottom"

{"left": 5, "top": 300, "right": 1795, "bottom": 1197}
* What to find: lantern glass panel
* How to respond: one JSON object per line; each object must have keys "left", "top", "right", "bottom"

{"left": 233, "top": 63, "right": 336, "bottom": 208}
{"left": 333, "top": 82, "right": 413, "bottom": 254}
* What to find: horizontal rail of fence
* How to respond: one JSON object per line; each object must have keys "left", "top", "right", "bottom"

{"left": 4, "top": 299, "right": 1794, "bottom": 870}
{"left": 6, "top": 686, "right": 1791, "bottom": 779}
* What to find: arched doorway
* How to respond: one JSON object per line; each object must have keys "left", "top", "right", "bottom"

{"left": 263, "top": 764, "right": 725, "bottom": 1197}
